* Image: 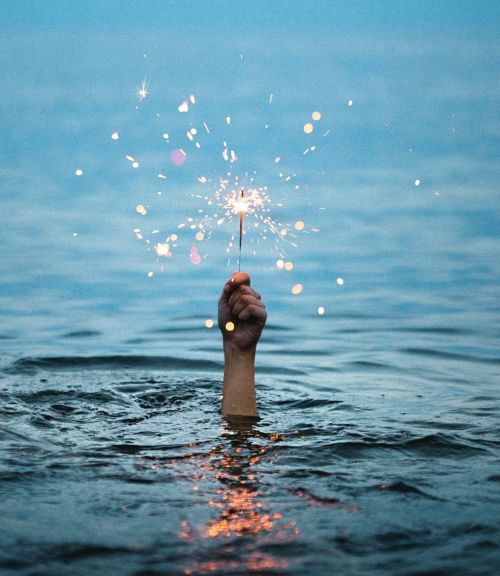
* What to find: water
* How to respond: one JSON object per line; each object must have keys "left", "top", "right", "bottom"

{"left": 1, "top": 5, "right": 500, "bottom": 575}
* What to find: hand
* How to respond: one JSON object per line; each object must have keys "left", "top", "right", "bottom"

{"left": 218, "top": 272, "right": 267, "bottom": 351}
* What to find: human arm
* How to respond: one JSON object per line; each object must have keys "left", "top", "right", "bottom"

{"left": 218, "top": 272, "right": 267, "bottom": 418}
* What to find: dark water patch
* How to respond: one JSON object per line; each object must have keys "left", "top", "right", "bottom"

{"left": 4, "top": 355, "right": 222, "bottom": 374}
{"left": 374, "top": 528, "right": 434, "bottom": 551}
{"left": 63, "top": 330, "right": 102, "bottom": 338}
{"left": 8, "top": 387, "right": 124, "bottom": 404}
{"left": 402, "top": 348, "right": 500, "bottom": 364}
{"left": 0, "top": 543, "right": 134, "bottom": 569}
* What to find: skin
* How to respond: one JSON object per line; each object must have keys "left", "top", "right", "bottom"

{"left": 218, "top": 272, "right": 267, "bottom": 418}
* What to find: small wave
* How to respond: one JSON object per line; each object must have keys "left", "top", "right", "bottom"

{"left": 403, "top": 348, "right": 500, "bottom": 364}
{"left": 63, "top": 330, "right": 102, "bottom": 338}
{"left": 374, "top": 480, "right": 442, "bottom": 500}
{"left": 282, "top": 433, "right": 488, "bottom": 459}
{"left": 4, "top": 355, "right": 223, "bottom": 374}
{"left": 290, "top": 486, "right": 357, "bottom": 511}
{"left": 275, "top": 397, "right": 344, "bottom": 409}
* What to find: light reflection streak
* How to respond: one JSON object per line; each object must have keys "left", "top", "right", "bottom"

{"left": 178, "top": 421, "right": 298, "bottom": 575}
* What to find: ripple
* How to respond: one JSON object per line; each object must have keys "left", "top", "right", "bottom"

{"left": 63, "top": 330, "right": 102, "bottom": 338}
{"left": 4, "top": 355, "right": 222, "bottom": 374}
{"left": 403, "top": 348, "right": 500, "bottom": 364}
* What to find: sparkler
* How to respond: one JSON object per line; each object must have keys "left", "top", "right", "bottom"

{"left": 126, "top": 83, "right": 325, "bottom": 274}
{"left": 238, "top": 188, "right": 245, "bottom": 272}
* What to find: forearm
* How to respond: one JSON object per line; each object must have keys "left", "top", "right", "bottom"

{"left": 221, "top": 341, "right": 257, "bottom": 417}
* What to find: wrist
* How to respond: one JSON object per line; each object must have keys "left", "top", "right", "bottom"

{"left": 223, "top": 339, "right": 257, "bottom": 359}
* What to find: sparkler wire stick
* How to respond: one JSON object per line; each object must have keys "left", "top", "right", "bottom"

{"left": 238, "top": 188, "right": 244, "bottom": 272}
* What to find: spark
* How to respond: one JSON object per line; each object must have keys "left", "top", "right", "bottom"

{"left": 205, "top": 319, "right": 214, "bottom": 328}
{"left": 155, "top": 243, "right": 171, "bottom": 257}
{"left": 291, "top": 283, "right": 303, "bottom": 295}
{"left": 336, "top": 277, "right": 344, "bottom": 286}
{"left": 303, "top": 123, "right": 314, "bottom": 134}
{"left": 318, "top": 306, "right": 325, "bottom": 315}
{"left": 294, "top": 220, "right": 305, "bottom": 231}
{"left": 75, "top": 168, "right": 83, "bottom": 176}
{"left": 136, "top": 78, "right": 149, "bottom": 101}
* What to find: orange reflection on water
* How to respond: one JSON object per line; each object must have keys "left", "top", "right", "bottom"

{"left": 179, "top": 422, "right": 297, "bottom": 574}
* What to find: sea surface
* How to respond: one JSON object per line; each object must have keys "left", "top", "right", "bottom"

{"left": 1, "top": 9, "right": 500, "bottom": 576}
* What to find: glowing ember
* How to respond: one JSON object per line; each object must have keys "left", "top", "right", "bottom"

{"left": 225, "top": 321, "right": 235, "bottom": 332}
{"left": 171, "top": 148, "right": 187, "bottom": 166}
{"left": 136, "top": 78, "right": 149, "bottom": 101}
{"left": 285, "top": 261, "right": 294, "bottom": 271}
{"left": 195, "top": 231, "right": 205, "bottom": 241}
{"left": 294, "top": 220, "right": 305, "bottom": 231}
{"left": 205, "top": 319, "right": 214, "bottom": 328}
{"left": 303, "top": 122, "right": 314, "bottom": 134}
{"left": 312, "top": 111, "right": 321, "bottom": 121}
{"left": 154, "top": 242, "right": 170, "bottom": 257}
{"left": 136, "top": 205, "right": 147, "bottom": 215}
{"left": 276, "top": 259, "right": 285, "bottom": 269}
{"left": 291, "top": 283, "right": 303, "bottom": 295}
{"left": 178, "top": 100, "right": 189, "bottom": 113}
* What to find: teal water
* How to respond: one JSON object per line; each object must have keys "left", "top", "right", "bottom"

{"left": 1, "top": 4, "right": 499, "bottom": 575}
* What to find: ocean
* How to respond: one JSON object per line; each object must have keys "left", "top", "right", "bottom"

{"left": 1, "top": 4, "right": 499, "bottom": 574}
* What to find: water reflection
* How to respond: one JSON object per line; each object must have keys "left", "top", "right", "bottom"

{"left": 180, "top": 418, "right": 298, "bottom": 575}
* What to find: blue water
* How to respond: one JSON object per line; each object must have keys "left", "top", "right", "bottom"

{"left": 1, "top": 4, "right": 500, "bottom": 575}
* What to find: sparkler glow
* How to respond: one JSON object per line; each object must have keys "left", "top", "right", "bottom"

{"left": 121, "top": 75, "right": 329, "bottom": 282}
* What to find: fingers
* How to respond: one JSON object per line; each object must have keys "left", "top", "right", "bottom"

{"left": 238, "top": 303, "right": 267, "bottom": 324}
{"left": 228, "top": 284, "right": 261, "bottom": 310}
{"left": 222, "top": 271, "right": 250, "bottom": 297}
